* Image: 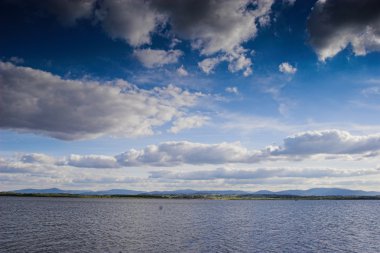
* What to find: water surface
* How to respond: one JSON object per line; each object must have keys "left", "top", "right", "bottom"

{"left": 1, "top": 197, "right": 379, "bottom": 252}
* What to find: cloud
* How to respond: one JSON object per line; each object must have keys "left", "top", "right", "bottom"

{"left": 198, "top": 48, "right": 253, "bottom": 76}
{"left": 96, "top": 0, "right": 274, "bottom": 55}
{"left": 226, "top": 48, "right": 253, "bottom": 76}
{"left": 0, "top": 62, "right": 202, "bottom": 140}
{"left": 9, "top": 56, "right": 24, "bottom": 64}
{"left": 19, "top": 153, "right": 56, "bottom": 164}
{"left": 65, "top": 154, "right": 119, "bottom": 168}
{"left": 198, "top": 57, "right": 221, "bottom": 74}
{"left": 97, "top": 0, "right": 164, "bottom": 46}
{"left": 225, "top": 86, "right": 239, "bottom": 94}
{"left": 150, "top": 167, "right": 380, "bottom": 180}
{"left": 169, "top": 115, "right": 208, "bottom": 134}
{"left": 272, "top": 129, "right": 380, "bottom": 155}
{"left": 115, "top": 130, "right": 380, "bottom": 166}
{"left": 133, "top": 48, "right": 183, "bottom": 68}
{"left": 152, "top": 0, "right": 273, "bottom": 55}
{"left": 279, "top": 62, "right": 297, "bottom": 74}
{"left": 362, "top": 87, "right": 380, "bottom": 96}
{"left": 3, "top": 0, "right": 274, "bottom": 76}
{"left": 176, "top": 65, "right": 189, "bottom": 76}
{"left": 116, "top": 141, "right": 263, "bottom": 166}
{"left": 308, "top": 0, "right": 380, "bottom": 61}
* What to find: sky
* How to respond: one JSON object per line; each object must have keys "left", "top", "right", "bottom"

{"left": 1, "top": 0, "right": 380, "bottom": 191}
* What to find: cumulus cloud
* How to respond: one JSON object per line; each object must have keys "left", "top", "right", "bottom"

{"left": 0, "top": 62, "right": 202, "bottom": 140}
{"left": 176, "top": 65, "right": 189, "bottom": 76}
{"left": 152, "top": 0, "right": 273, "bottom": 55}
{"left": 279, "top": 62, "right": 297, "bottom": 74}
{"left": 169, "top": 115, "right": 208, "bottom": 134}
{"left": 133, "top": 48, "right": 183, "bottom": 68}
{"left": 308, "top": 0, "right": 380, "bottom": 61}
{"left": 19, "top": 153, "right": 56, "bottom": 164}
{"left": 226, "top": 49, "right": 253, "bottom": 76}
{"left": 97, "top": 0, "right": 164, "bottom": 46}
{"left": 65, "top": 155, "right": 119, "bottom": 168}
{"left": 272, "top": 129, "right": 380, "bottom": 155}
{"left": 116, "top": 141, "right": 263, "bottom": 166}
{"left": 198, "top": 48, "right": 253, "bottom": 76}
{"left": 115, "top": 130, "right": 380, "bottom": 166}
{"left": 150, "top": 167, "right": 380, "bottom": 180}
{"left": 96, "top": 0, "right": 274, "bottom": 55}
{"left": 198, "top": 57, "right": 221, "bottom": 74}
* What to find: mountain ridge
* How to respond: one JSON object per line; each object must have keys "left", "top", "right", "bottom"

{"left": 8, "top": 187, "right": 380, "bottom": 196}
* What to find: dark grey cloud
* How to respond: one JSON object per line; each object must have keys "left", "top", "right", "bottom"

{"left": 0, "top": 62, "right": 201, "bottom": 140}
{"left": 308, "top": 0, "right": 380, "bottom": 60}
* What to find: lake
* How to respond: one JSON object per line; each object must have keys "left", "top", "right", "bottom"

{"left": 1, "top": 197, "right": 380, "bottom": 252}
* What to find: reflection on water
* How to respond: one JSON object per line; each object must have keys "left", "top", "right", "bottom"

{"left": 1, "top": 197, "right": 380, "bottom": 252}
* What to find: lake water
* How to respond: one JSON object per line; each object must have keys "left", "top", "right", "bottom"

{"left": 1, "top": 197, "right": 380, "bottom": 253}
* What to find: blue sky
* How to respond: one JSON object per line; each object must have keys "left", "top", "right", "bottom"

{"left": 2, "top": 0, "right": 380, "bottom": 191}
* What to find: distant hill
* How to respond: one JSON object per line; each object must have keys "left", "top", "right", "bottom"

{"left": 13, "top": 188, "right": 144, "bottom": 195}
{"left": 272, "top": 188, "right": 380, "bottom": 196}
{"left": 9, "top": 187, "right": 380, "bottom": 196}
{"left": 13, "top": 188, "right": 86, "bottom": 194}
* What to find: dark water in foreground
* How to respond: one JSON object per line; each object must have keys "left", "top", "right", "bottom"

{"left": 1, "top": 197, "right": 380, "bottom": 253}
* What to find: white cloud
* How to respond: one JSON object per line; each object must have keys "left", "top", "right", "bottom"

{"left": 169, "top": 115, "right": 208, "bottom": 134}
{"left": 133, "top": 48, "right": 183, "bottom": 68}
{"left": 176, "top": 65, "right": 189, "bottom": 76}
{"left": 198, "top": 48, "right": 253, "bottom": 76}
{"left": 226, "top": 49, "right": 253, "bottom": 76}
{"left": 116, "top": 141, "right": 263, "bottom": 166}
{"left": 19, "top": 153, "right": 56, "bottom": 164}
{"left": 308, "top": 0, "right": 380, "bottom": 61}
{"left": 198, "top": 57, "right": 221, "bottom": 74}
{"left": 279, "top": 62, "right": 297, "bottom": 74}
{"left": 271, "top": 129, "right": 380, "bottom": 155}
{"left": 225, "top": 86, "right": 239, "bottom": 95}
{"left": 114, "top": 129, "right": 380, "bottom": 166}
{"left": 0, "top": 62, "right": 202, "bottom": 140}
{"left": 65, "top": 154, "right": 119, "bottom": 168}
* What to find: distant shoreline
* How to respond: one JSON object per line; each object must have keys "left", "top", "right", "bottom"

{"left": 1, "top": 192, "right": 380, "bottom": 200}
